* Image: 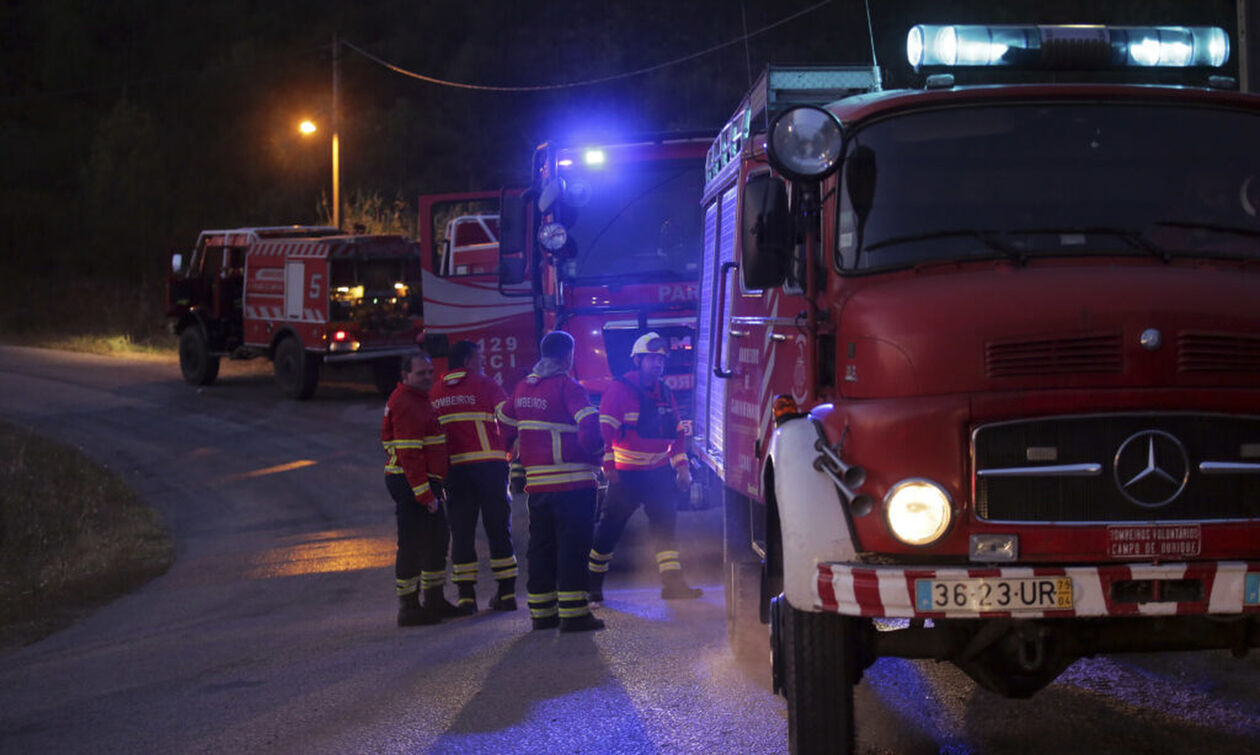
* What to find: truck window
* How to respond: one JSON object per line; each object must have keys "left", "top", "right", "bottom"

{"left": 568, "top": 159, "right": 705, "bottom": 282}
{"left": 430, "top": 199, "right": 498, "bottom": 277}
{"left": 330, "top": 256, "right": 422, "bottom": 320}
{"left": 835, "top": 103, "right": 1260, "bottom": 272}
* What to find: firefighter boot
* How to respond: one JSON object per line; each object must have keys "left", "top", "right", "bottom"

{"left": 423, "top": 586, "right": 464, "bottom": 619}
{"left": 488, "top": 577, "right": 517, "bottom": 611}
{"left": 587, "top": 570, "right": 606, "bottom": 606}
{"left": 660, "top": 570, "right": 703, "bottom": 600}
{"left": 559, "top": 613, "right": 606, "bottom": 633}
{"left": 453, "top": 583, "right": 477, "bottom": 616}
{"left": 398, "top": 592, "right": 439, "bottom": 627}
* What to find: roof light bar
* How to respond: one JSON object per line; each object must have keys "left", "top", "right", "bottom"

{"left": 907, "top": 24, "right": 1230, "bottom": 70}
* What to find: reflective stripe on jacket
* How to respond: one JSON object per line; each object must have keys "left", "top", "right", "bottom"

{"left": 500, "top": 371, "right": 602, "bottom": 493}
{"left": 430, "top": 369, "right": 508, "bottom": 466}
{"left": 381, "top": 382, "right": 447, "bottom": 504}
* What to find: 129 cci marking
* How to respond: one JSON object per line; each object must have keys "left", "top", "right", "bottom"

{"left": 915, "top": 577, "right": 1073, "bottom": 612}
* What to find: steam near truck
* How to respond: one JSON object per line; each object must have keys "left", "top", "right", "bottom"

{"left": 692, "top": 25, "right": 1260, "bottom": 754}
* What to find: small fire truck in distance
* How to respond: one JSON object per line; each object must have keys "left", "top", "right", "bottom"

{"left": 419, "top": 133, "right": 711, "bottom": 415}
{"left": 694, "top": 27, "right": 1260, "bottom": 754}
{"left": 166, "top": 226, "right": 424, "bottom": 399}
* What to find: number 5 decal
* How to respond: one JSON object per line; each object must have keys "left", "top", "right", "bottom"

{"left": 308, "top": 273, "right": 323, "bottom": 300}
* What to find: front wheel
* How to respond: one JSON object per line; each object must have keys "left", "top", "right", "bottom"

{"left": 273, "top": 336, "right": 319, "bottom": 399}
{"left": 779, "top": 598, "right": 859, "bottom": 755}
{"left": 178, "top": 327, "right": 219, "bottom": 386}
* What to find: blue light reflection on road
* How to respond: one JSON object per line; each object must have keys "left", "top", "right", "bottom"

{"left": 864, "top": 657, "right": 974, "bottom": 755}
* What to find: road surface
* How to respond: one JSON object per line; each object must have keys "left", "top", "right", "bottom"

{"left": 1, "top": 345, "right": 1258, "bottom": 754}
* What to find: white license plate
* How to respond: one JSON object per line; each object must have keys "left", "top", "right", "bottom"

{"left": 915, "top": 576, "right": 1073, "bottom": 612}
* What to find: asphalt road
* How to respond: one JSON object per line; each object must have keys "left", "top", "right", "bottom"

{"left": 1, "top": 344, "right": 1258, "bottom": 754}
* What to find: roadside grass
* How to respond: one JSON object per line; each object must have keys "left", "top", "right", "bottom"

{"left": 0, "top": 420, "right": 173, "bottom": 649}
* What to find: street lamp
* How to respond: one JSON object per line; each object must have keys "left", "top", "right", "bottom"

{"left": 296, "top": 34, "right": 342, "bottom": 229}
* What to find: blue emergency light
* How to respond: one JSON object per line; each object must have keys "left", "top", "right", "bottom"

{"left": 907, "top": 24, "right": 1230, "bottom": 70}
{"left": 583, "top": 149, "right": 606, "bottom": 167}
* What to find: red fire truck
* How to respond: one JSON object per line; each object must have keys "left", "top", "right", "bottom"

{"left": 166, "top": 226, "right": 424, "bottom": 399}
{"left": 418, "top": 134, "right": 711, "bottom": 415}
{"left": 694, "top": 27, "right": 1260, "bottom": 754}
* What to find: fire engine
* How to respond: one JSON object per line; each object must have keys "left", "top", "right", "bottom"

{"left": 166, "top": 226, "right": 424, "bottom": 399}
{"left": 418, "top": 133, "right": 711, "bottom": 417}
{"left": 693, "top": 27, "right": 1260, "bottom": 754}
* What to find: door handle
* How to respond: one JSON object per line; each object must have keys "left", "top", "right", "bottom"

{"left": 713, "top": 261, "right": 739, "bottom": 379}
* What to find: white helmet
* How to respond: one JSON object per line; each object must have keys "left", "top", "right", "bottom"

{"left": 630, "top": 332, "right": 667, "bottom": 358}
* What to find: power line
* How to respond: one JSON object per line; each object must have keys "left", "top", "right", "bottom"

{"left": 342, "top": 0, "right": 833, "bottom": 92}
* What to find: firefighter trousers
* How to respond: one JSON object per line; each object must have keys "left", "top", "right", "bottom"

{"left": 387, "top": 473, "right": 449, "bottom": 595}
{"left": 446, "top": 461, "right": 516, "bottom": 589}
{"left": 526, "top": 487, "right": 596, "bottom": 620}
{"left": 591, "top": 466, "right": 679, "bottom": 568}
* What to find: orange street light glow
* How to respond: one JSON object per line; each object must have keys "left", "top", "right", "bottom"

{"left": 299, "top": 120, "right": 317, "bottom": 135}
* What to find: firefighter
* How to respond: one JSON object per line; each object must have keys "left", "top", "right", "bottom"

{"left": 382, "top": 350, "right": 461, "bottom": 626}
{"left": 499, "top": 331, "right": 606, "bottom": 632}
{"left": 430, "top": 340, "right": 517, "bottom": 614}
{"left": 588, "top": 332, "right": 702, "bottom": 604}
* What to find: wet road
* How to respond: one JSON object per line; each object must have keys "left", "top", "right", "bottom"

{"left": 1, "top": 344, "right": 1258, "bottom": 754}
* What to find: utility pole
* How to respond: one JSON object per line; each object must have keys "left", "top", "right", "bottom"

{"left": 332, "top": 32, "right": 342, "bottom": 229}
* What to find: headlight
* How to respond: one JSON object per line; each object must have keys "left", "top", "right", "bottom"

{"left": 884, "top": 479, "right": 952, "bottom": 546}
{"left": 766, "top": 106, "right": 844, "bottom": 181}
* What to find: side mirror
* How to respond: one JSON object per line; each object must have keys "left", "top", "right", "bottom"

{"left": 499, "top": 257, "right": 526, "bottom": 285}
{"left": 740, "top": 173, "right": 792, "bottom": 289}
{"left": 171, "top": 253, "right": 184, "bottom": 274}
{"left": 499, "top": 191, "right": 527, "bottom": 257}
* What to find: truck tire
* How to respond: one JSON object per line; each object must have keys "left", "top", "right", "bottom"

{"left": 781, "top": 600, "right": 858, "bottom": 755}
{"left": 178, "top": 327, "right": 219, "bottom": 386}
{"left": 273, "top": 336, "right": 319, "bottom": 400}
{"left": 372, "top": 358, "right": 399, "bottom": 397}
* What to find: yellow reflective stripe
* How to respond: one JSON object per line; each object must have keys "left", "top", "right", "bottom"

{"left": 493, "top": 567, "right": 519, "bottom": 578}
{"left": 450, "top": 450, "right": 505, "bottom": 463}
{"left": 490, "top": 556, "right": 518, "bottom": 568}
{"left": 387, "top": 440, "right": 425, "bottom": 449}
{"left": 625, "top": 412, "right": 640, "bottom": 423}
{"left": 574, "top": 406, "right": 597, "bottom": 423}
{"left": 671, "top": 453, "right": 688, "bottom": 467}
{"left": 423, "top": 434, "right": 445, "bottom": 446}
{"left": 613, "top": 447, "right": 670, "bottom": 466}
{"left": 529, "top": 463, "right": 595, "bottom": 474}
{"left": 497, "top": 405, "right": 517, "bottom": 427}
{"left": 517, "top": 420, "right": 576, "bottom": 432}
{"left": 528, "top": 591, "right": 557, "bottom": 602}
{"left": 530, "top": 606, "right": 559, "bottom": 618}
{"left": 443, "top": 370, "right": 468, "bottom": 383}
{"left": 457, "top": 597, "right": 476, "bottom": 606}
{"left": 558, "top": 590, "right": 587, "bottom": 601}
{"left": 600, "top": 415, "right": 622, "bottom": 429}
{"left": 658, "top": 561, "right": 682, "bottom": 572}
{"left": 438, "top": 411, "right": 496, "bottom": 424}
{"left": 656, "top": 550, "right": 680, "bottom": 562}
{"left": 589, "top": 549, "right": 612, "bottom": 561}
{"left": 411, "top": 481, "right": 431, "bottom": 497}
{"left": 588, "top": 562, "right": 610, "bottom": 573}
{"left": 384, "top": 463, "right": 403, "bottom": 473}
{"left": 526, "top": 471, "right": 597, "bottom": 486}
{"left": 558, "top": 606, "right": 591, "bottom": 618}
{"left": 551, "top": 430, "right": 563, "bottom": 464}
{"left": 475, "top": 422, "right": 491, "bottom": 452}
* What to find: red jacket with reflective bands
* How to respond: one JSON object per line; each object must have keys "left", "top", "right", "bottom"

{"left": 430, "top": 369, "right": 508, "bottom": 466}
{"left": 381, "top": 383, "right": 448, "bottom": 504}
{"left": 599, "top": 371, "right": 687, "bottom": 473}
{"left": 500, "top": 371, "right": 602, "bottom": 493}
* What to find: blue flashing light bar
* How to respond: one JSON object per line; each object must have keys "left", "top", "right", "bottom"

{"left": 583, "top": 149, "right": 606, "bottom": 166}
{"left": 907, "top": 24, "right": 1230, "bottom": 71}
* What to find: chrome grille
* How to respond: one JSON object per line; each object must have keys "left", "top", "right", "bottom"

{"left": 985, "top": 333, "right": 1122, "bottom": 378}
{"left": 973, "top": 414, "right": 1260, "bottom": 522}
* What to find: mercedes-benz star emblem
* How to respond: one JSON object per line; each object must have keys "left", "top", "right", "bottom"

{"left": 1113, "top": 430, "right": 1189, "bottom": 508}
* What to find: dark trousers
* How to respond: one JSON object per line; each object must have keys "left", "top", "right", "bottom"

{"left": 526, "top": 487, "right": 596, "bottom": 619}
{"left": 592, "top": 466, "right": 678, "bottom": 559}
{"left": 446, "top": 461, "right": 515, "bottom": 586}
{"left": 387, "top": 473, "right": 449, "bottom": 594}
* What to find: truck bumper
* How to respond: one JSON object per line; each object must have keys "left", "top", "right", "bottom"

{"left": 816, "top": 561, "right": 1260, "bottom": 618}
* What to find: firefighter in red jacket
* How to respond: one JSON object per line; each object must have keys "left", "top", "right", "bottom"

{"left": 382, "top": 350, "right": 460, "bottom": 626}
{"left": 588, "top": 332, "right": 703, "bottom": 603}
{"left": 430, "top": 340, "right": 517, "bottom": 614}
{"left": 499, "top": 331, "right": 606, "bottom": 632}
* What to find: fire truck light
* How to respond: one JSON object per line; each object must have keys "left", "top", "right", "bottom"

{"left": 885, "top": 479, "right": 952, "bottom": 546}
{"left": 583, "top": 149, "right": 606, "bottom": 167}
{"left": 766, "top": 106, "right": 844, "bottom": 181}
{"left": 558, "top": 158, "right": 574, "bottom": 167}
{"left": 907, "top": 24, "right": 1229, "bottom": 70}
{"left": 333, "top": 330, "right": 348, "bottom": 341}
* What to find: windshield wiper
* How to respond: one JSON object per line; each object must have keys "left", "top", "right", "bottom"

{"left": 1016, "top": 226, "right": 1174, "bottom": 263}
{"left": 1150, "top": 220, "right": 1260, "bottom": 239}
{"left": 864, "top": 229, "right": 1027, "bottom": 264}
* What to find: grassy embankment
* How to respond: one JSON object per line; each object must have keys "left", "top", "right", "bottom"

{"left": 0, "top": 420, "right": 173, "bottom": 649}
{"left": 0, "top": 276, "right": 175, "bottom": 648}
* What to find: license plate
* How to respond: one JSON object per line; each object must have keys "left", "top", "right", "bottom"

{"left": 915, "top": 576, "right": 1073, "bottom": 612}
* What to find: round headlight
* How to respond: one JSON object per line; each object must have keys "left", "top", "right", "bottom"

{"left": 884, "top": 479, "right": 952, "bottom": 546}
{"left": 766, "top": 106, "right": 844, "bottom": 181}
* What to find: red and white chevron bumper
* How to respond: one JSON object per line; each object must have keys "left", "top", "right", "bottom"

{"left": 816, "top": 561, "right": 1260, "bottom": 619}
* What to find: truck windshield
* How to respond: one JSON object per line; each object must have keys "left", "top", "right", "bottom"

{"left": 566, "top": 158, "right": 705, "bottom": 282}
{"left": 329, "top": 256, "right": 422, "bottom": 322}
{"left": 836, "top": 102, "right": 1260, "bottom": 271}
